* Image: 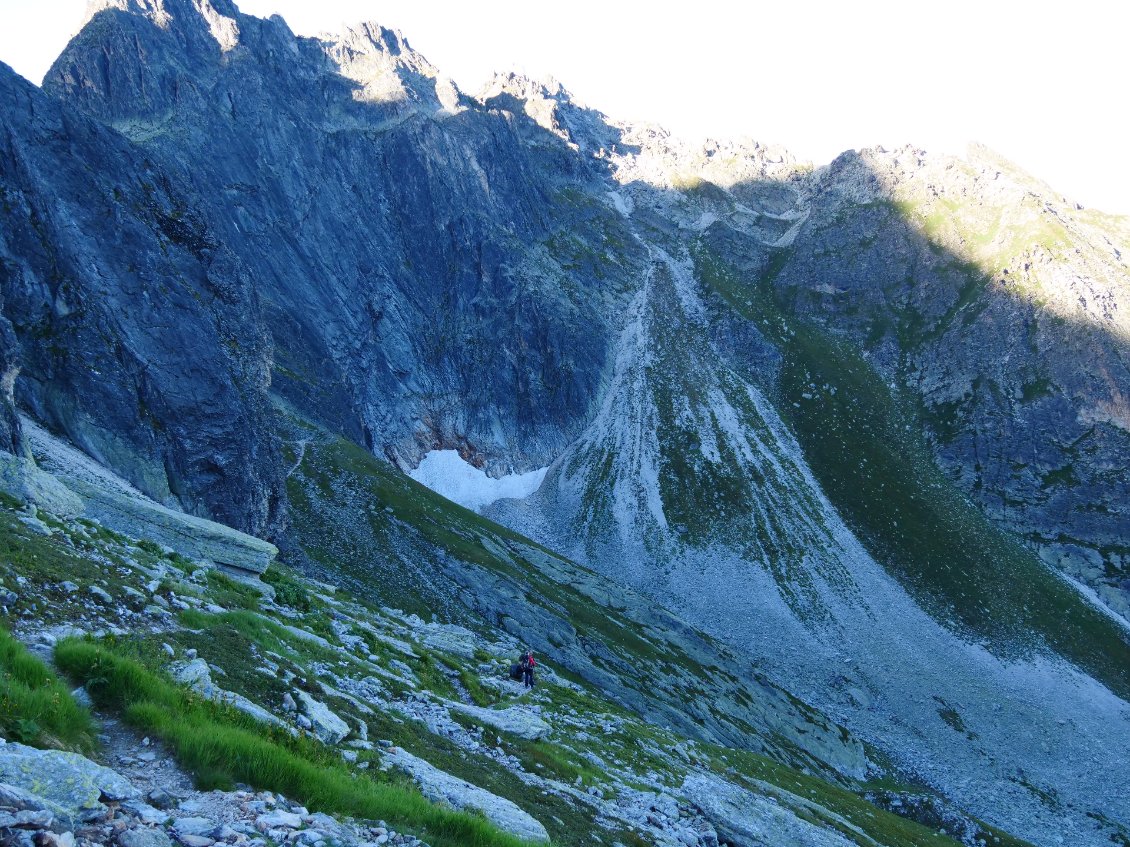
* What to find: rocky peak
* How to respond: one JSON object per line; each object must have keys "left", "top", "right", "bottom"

{"left": 332, "top": 21, "right": 416, "bottom": 61}
{"left": 478, "top": 71, "right": 569, "bottom": 106}
{"left": 321, "top": 21, "right": 462, "bottom": 114}
{"left": 478, "top": 71, "right": 619, "bottom": 156}
{"left": 82, "top": 0, "right": 240, "bottom": 51}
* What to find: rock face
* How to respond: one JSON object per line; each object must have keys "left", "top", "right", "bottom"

{"left": 773, "top": 145, "right": 1130, "bottom": 617}
{"left": 44, "top": 0, "right": 633, "bottom": 476}
{"left": 0, "top": 59, "right": 282, "bottom": 538}
{"left": 0, "top": 293, "right": 21, "bottom": 456}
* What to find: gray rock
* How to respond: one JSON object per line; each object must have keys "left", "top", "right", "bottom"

{"left": 170, "top": 818, "right": 215, "bottom": 836}
{"left": 0, "top": 782, "right": 48, "bottom": 812}
{"left": 119, "top": 800, "right": 167, "bottom": 826}
{"left": 39, "top": 832, "right": 75, "bottom": 847}
{"left": 118, "top": 829, "right": 173, "bottom": 847}
{"left": 418, "top": 623, "right": 478, "bottom": 659}
{"left": 254, "top": 810, "right": 302, "bottom": 830}
{"left": 294, "top": 691, "right": 350, "bottom": 745}
{"left": 682, "top": 774, "right": 856, "bottom": 847}
{"left": 144, "top": 789, "right": 176, "bottom": 811}
{"left": 0, "top": 453, "right": 83, "bottom": 519}
{"left": 446, "top": 703, "right": 551, "bottom": 741}
{"left": 382, "top": 747, "right": 548, "bottom": 842}
{"left": 0, "top": 808, "right": 53, "bottom": 828}
{"left": 0, "top": 742, "right": 138, "bottom": 827}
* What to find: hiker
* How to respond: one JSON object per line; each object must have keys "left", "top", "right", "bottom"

{"left": 521, "top": 649, "right": 536, "bottom": 689}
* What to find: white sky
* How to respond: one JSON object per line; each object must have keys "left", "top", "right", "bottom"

{"left": 0, "top": 0, "right": 1127, "bottom": 214}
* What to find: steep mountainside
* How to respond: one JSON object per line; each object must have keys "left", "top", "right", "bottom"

{"left": 774, "top": 145, "right": 1130, "bottom": 619}
{"left": 0, "top": 2, "right": 1127, "bottom": 846}
{"left": 45, "top": 0, "right": 640, "bottom": 473}
{"left": 0, "top": 59, "right": 281, "bottom": 535}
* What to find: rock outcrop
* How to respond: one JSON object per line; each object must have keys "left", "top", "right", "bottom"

{"left": 382, "top": 747, "right": 549, "bottom": 842}
{"left": 773, "top": 145, "right": 1130, "bottom": 617}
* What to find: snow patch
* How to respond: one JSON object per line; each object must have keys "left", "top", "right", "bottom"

{"left": 410, "top": 450, "right": 547, "bottom": 513}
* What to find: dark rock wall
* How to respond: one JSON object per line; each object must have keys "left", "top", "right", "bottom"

{"left": 0, "top": 61, "right": 282, "bottom": 535}
{"left": 45, "top": 1, "right": 632, "bottom": 472}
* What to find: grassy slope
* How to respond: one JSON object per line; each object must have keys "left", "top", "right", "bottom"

{"left": 54, "top": 638, "right": 533, "bottom": 847}
{"left": 0, "top": 623, "right": 95, "bottom": 752}
{"left": 0, "top": 480, "right": 1038, "bottom": 847}
{"left": 280, "top": 413, "right": 858, "bottom": 773}
{"left": 274, "top": 415, "right": 1040, "bottom": 846}
{"left": 696, "top": 247, "right": 1130, "bottom": 698}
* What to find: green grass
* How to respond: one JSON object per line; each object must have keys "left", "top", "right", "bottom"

{"left": 204, "top": 569, "right": 262, "bottom": 610}
{"left": 459, "top": 668, "right": 502, "bottom": 707}
{"left": 697, "top": 247, "right": 1130, "bottom": 697}
{"left": 54, "top": 638, "right": 544, "bottom": 847}
{"left": 0, "top": 626, "right": 96, "bottom": 752}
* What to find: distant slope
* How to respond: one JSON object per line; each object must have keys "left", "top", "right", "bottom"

{"left": 276, "top": 401, "right": 867, "bottom": 778}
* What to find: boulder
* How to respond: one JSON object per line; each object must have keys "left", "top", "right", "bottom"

{"left": 254, "top": 810, "right": 302, "bottom": 830}
{"left": 294, "top": 691, "right": 350, "bottom": 745}
{"left": 171, "top": 659, "right": 290, "bottom": 731}
{"left": 0, "top": 741, "right": 138, "bottom": 827}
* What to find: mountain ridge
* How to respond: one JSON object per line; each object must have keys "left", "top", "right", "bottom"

{"left": 0, "top": 2, "right": 1127, "bottom": 845}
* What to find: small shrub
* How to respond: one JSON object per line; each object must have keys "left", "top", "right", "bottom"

{"left": 0, "top": 491, "right": 24, "bottom": 511}
{"left": 262, "top": 567, "right": 312, "bottom": 612}
{"left": 136, "top": 538, "right": 164, "bottom": 557}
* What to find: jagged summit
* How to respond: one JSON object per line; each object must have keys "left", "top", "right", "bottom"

{"left": 81, "top": 0, "right": 242, "bottom": 51}
{"left": 477, "top": 69, "right": 622, "bottom": 156}
{"left": 322, "top": 20, "right": 464, "bottom": 113}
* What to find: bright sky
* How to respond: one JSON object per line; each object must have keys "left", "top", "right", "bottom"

{"left": 0, "top": 0, "right": 1126, "bottom": 214}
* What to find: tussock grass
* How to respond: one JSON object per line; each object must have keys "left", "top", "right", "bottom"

{"left": 54, "top": 639, "right": 541, "bottom": 847}
{"left": 0, "top": 626, "right": 95, "bottom": 752}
